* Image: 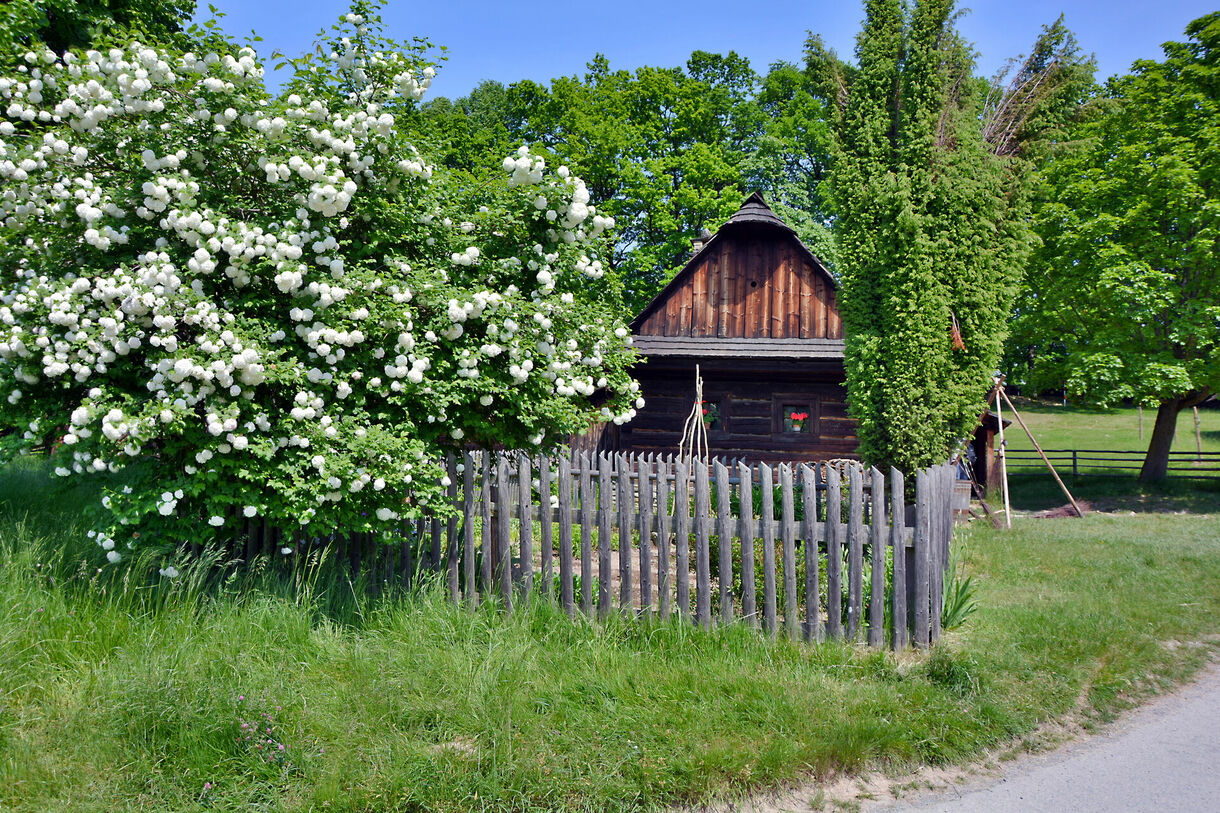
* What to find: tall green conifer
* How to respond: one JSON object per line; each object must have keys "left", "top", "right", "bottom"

{"left": 831, "top": 0, "right": 1030, "bottom": 474}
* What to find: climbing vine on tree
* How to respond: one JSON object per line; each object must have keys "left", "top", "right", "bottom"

{"left": 827, "top": 0, "right": 1032, "bottom": 475}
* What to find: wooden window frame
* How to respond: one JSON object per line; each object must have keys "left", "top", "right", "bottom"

{"left": 771, "top": 393, "right": 821, "bottom": 440}
{"left": 702, "top": 394, "right": 729, "bottom": 436}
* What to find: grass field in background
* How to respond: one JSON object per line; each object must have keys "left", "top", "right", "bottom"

{"left": 1001, "top": 399, "right": 1220, "bottom": 456}
{"left": 991, "top": 400, "right": 1220, "bottom": 514}
{"left": 2, "top": 461, "right": 1219, "bottom": 812}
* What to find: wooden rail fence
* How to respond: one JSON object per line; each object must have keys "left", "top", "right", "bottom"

{"left": 1005, "top": 449, "right": 1220, "bottom": 479}
{"left": 239, "top": 451, "right": 958, "bottom": 651}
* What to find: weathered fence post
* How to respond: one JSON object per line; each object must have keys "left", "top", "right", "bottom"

{"left": 825, "top": 465, "right": 842, "bottom": 640}
{"left": 579, "top": 452, "right": 593, "bottom": 616}
{"left": 462, "top": 451, "right": 476, "bottom": 606}
{"left": 889, "top": 468, "right": 907, "bottom": 650}
{"left": 492, "top": 454, "right": 513, "bottom": 611}
{"left": 759, "top": 462, "right": 777, "bottom": 637}
{"left": 446, "top": 452, "right": 459, "bottom": 604}
{"left": 656, "top": 457, "right": 672, "bottom": 620}
{"left": 715, "top": 460, "right": 734, "bottom": 625}
{"left": 694, "top": 461, "right": 712, "bottom": 629}
{"left": 480, "top": 454, "right": 492, "bottom": 597}
{"left": 913, "top": 468, "right": 930, "bottom": 648}
{"left": 639, "top": 455, "right": 654, "bottom": 618}
{"left": 675, "top": 459, "right": 691, "bottom": 621}
{"left": 617, "top": 453, "right": 633, "bottom": 617}
{"left": 539, "top": 454, "right": 553, "bottom": 599}
{"left": 597, "top": 453, "right": 613, "bottom": 620}
{"left": 558, "top": 454, "right": 574, "bottom": 615}
{"left": 847, "top": 464, "right": 864, "bottom": 641}
{"left": 518, "top": 454, "right": 534, "bottom": 603}
{"left": 781, "top": 464, "right": 798, "bottom": 642}
{"left": 739, "top": 461, "right": 757, "bottom": 627}
{"left": 801, "top": 463, "right": 820, "bottom": 642}
{"left": 868, "top": 467, "right": 886, "bottom": 648}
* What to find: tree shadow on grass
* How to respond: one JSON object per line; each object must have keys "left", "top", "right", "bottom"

{"left": 1007, "top": 473, "right": 1220, "bottom": 515}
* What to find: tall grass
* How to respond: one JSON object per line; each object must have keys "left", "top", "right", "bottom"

{"left": 2, "top": 459, "right": 1220, "bottom": 811}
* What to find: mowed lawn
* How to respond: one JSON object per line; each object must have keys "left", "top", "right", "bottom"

{"left": 995, "top": 400, "right": 1220, "bottom": 513}
{"left": 2, "top": 461, "right": 1219, "bottom": 812}
{"left": 1001, "top": 399, "right": 1220, "bottom": 456}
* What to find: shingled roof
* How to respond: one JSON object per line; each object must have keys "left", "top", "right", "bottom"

{"left": 724, "top": 190, "right": 794, "bottom": 232}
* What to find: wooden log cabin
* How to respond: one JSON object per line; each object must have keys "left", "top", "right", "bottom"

{"left": 613, "top": 192, "right": 857, "bottom": 462}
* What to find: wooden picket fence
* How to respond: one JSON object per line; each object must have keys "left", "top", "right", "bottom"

{"left": 242, "top": 450, "right": 957, "bottom": 651}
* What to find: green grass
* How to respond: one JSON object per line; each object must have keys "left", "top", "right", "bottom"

{"left": 2, "top": 461, "right": 1220, "bottom": 812}
{"left": 993, "top": 400, "right": 1220, "bottom": 513}
{"left": 1001, "top": 399, "right": 1220, "bottom": 456}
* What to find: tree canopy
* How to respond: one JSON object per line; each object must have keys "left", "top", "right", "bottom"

{"left": 420, "top": 52, "right": 836, "bottom": 312}
{"left": 1015, "top": 12, "right": 1220, "bottom": 480}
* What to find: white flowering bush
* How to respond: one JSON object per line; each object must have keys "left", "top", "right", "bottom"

{"left": 0, "top": 2, "right": 640, "bottom": 557}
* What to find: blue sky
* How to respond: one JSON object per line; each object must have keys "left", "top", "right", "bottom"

{"left": 201, "top": 1, "right": 1219, "bottom": 99}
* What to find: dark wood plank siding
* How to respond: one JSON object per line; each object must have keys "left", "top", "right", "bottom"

{"left": 636, "top": 226, "right": 838, "bottom": 340}
{"left": 619, "top": 359, "right": 858, "bottom": 462}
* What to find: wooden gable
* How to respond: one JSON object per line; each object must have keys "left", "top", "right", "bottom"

{"left": 631, "top": 193, "right": 841, "bottom": 340}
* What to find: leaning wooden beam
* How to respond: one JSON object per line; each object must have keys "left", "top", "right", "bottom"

{"left": 1000, "top": 387, "right": 1084, "bottom": 518}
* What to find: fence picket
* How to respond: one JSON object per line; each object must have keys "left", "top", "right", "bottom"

{"left": 695, "top": 461, "right": 712, "bottom": 629}
{"left": 446, "top": 452, "right": 459, "bottom": 603}
{"left": 639, "top": 456, "right": 654, "bottom": 617}
{"left": 801, "top": 464, "right": 820, "bottom": 642}
{"left": 617, "top": 454, "right": 633, "bottom": 615}
{"left": 518, "top": 454, "right": 533, "bottom": 603}
{"left": 675, "top": 460, "right": 691, "bottom": 621}
{"left": 496, "top": 455, "right": 513, "bottom": 612}
{"left": 868, "top": 467, "right": 885, "bottom": 647}
{"left": 539, "top": 454, "right": 553, "bottom": 599}
{"left": 890, "top": 467, "right": 907, "bottom": 650}
{"left": 597, "top": 454, "right": 613, "bottom": 620}
{"left": 715, "top": 460, "right": 734, "bottom": 625}
{"left": 462, "top": 451, "right": 476, "bottom": 606}
{"left": 245, "top": 447, "right": 952, "bottom": 651}
{"left": 914, "top": 468, "right": 930, "bottom": 648}
{"left": 559, "top": 455, "right": 574, "bottom": 615}
{"left": 656, "top": 459, "right": 672, "bottom": 620}
{"left": 580, "top": 451, "right": 593, "bottom": 616}
{"left": 738, "top": 461, "right": 757, "bottom": 627}
{"left": 760, "top": 462, "right": 777, "bottom": 637}
{"left": 781, "top": 464, "right": 798, "bottom": 641}
{"left": 847, "top": 465, "right": 864, "bottom": 640}
{"left": 480, "top": 455, "right": 492, "bottom": 596}
{"left": 825, "top": 466, "right": 842, "bottom": 640}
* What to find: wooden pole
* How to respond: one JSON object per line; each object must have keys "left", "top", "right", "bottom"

{"left": 1195, "top": 407, "right": 1203, "bottom": 461}
{"left": 992, "top": 380, "right": 1012, "bottom": 529}
{"left": 1138, "top": 404, "right": 1144, "bottom": 442}
{"left": 1000, "top": 387, "right": 1084, "bottom": 518}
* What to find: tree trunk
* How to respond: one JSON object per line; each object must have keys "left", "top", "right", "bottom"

{"left": 1138, "top": 398, "right": 1182, "bottom": 482}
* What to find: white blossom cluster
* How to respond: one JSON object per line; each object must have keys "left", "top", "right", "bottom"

{"left": 0, "top": 21, "right": 637, "bottom": 558}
